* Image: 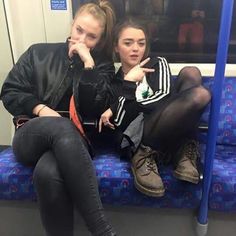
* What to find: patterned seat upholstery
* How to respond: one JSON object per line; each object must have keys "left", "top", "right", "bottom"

{"left": 209, "top": 145, "right": 236, "bottom": 211}
{"left": 0, "top": 77, "right": 236, "bottom": 211}
{"left": 200, "top": 77, "right": 236, "bottom": 212}
{"left": 0, "top": 147, "right": 202, "bottom": 208}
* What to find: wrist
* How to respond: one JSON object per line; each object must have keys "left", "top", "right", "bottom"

{"left": 84, "top": 59, "right": 95, "bottom": 69}
{"left": 34, "top": 104, "right": 47, "bottom": 116}
{"left": 124, "top": 75, "right": 134, "bottom": 82}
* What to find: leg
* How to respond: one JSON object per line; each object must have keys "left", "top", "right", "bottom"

{"left": 142, "top": 67, "right": 211, "bottom": 184}
{"left": 33, "top": 151, "right": 74, "bottom": 236}
{"left": 175, "top": 66, "right": 203, "bottom": 92}
{"left": 143, "top": 67, "right": 211, "bottom": 149}
{"left": 13, "top": 117, "right": 115, "bottom": 236}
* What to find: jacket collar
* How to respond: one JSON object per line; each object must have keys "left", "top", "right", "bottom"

{"left": 116, "top": 66, "right": 125, "bottom": 81}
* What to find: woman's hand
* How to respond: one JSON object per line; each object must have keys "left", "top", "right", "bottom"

{"left": 68, "top": 39, "right": 95, "bottom": 68}
{"left": 33, "top": 104, "right": 61, "bottom": 117}
{"left": 124, "top": 58, "right": 155, "bottom": 83}
{"left": 99, "top": 108, "right": 115, "bottom": 133}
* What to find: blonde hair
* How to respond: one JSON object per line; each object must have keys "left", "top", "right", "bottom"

{"left": 74, "top": 0, "right": 116, "bottom": 58}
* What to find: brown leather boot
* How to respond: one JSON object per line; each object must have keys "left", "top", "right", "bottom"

{"left": 131, "top": 144, "right": 165, "bottom": 197}
{"left": 173, "top": 139, "right": 200, "bottom": 184}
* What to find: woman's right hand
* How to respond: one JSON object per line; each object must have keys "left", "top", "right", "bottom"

{"left": 68, "top": 39, "right": 95, "bottom": 68}
{"left": 124, "top": 58, "right": 155, "bottom": 83}
{"left": 99, "top": 108, "right": 114, "bottom": 133}
{"left": 33, "top": 104, "right": 61, "bottom": 117}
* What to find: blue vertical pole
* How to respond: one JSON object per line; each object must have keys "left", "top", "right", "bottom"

{"left": 197, "top": 0, "right": 234, "bottom": 224}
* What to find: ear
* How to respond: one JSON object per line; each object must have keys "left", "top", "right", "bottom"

{"left": 115, "top": 46, "right": 119, "bottom": 53}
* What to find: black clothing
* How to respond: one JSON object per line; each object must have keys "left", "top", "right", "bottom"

{"left": 14, "top": 117, "right": 113, "bottom": 236}
{"left": 109, "top": 60, "right": 210, "bottom": 158}
{"left": 110, "top": 57, "right": 172, "bottom": 130}
{"left": 0, "top": 41, "right": 116, "bottom": 236}
{"left": 0, "top": 41, "right": 114, "bottom": 120}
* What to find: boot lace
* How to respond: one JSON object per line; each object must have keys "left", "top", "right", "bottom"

{"left": 136, "top": 148, "right": 162, "bottom": 175}
{"left": 180, "top": 140, "right": 200, "bottom": 167}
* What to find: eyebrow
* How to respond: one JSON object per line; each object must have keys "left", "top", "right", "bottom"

{"left": 123, "top": 38, "right": 146, "bottom": 42}
{"left": 77, "top": 25, "right": 98, "bottom": 38}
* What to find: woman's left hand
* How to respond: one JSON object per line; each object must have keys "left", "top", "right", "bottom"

{"left": 124, "top": 58, "right": 155, "bottom": 82}
{"left": 99, "top": 108, "right": 115, "bottom": 133}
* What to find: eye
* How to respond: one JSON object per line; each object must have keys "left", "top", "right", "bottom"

{"left": 124, "top": 42, "right": 132, "bottom": 46}
{"left": 88, "top": 35, "right": 97, "bottom": 40}
{"left": 76, "top": 27, "right": 83, "bottom": 34}
{"left": 138, "top": 42, "right": 146, "bottom": 47}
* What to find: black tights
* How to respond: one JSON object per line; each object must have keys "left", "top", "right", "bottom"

{"left": 143, "top": 66, "right": 211, "bottom": 151}
{"left": 12, "top": 117, "right": 114, "bottom": 236}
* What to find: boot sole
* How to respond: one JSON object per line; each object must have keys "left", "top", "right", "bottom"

{"left": 131, "top": 167, "right": 165, "bottom": 197}
{"left": 173, "top": 170, "right": 199, "bottom": 184}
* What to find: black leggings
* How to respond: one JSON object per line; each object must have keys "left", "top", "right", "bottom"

{"left": 12, "top": 117, "right": 114, "bottom": 236}
{"left": 143, "top": 66, "right": 211, "bottom": 151}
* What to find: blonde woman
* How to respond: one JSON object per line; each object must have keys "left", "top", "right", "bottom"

{"left": 0, "top": 1, "right": 116, "bottom": 235}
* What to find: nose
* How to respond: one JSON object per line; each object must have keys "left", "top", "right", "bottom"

{"left": 132, "top": 43, "right": 139, "bottom": 51}
{"left": 78, "top": 33, "right": 86, "bottom": 43}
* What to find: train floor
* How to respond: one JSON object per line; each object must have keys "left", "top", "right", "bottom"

{"left": 0, "top": 201, "right": 236, "bottom": 236}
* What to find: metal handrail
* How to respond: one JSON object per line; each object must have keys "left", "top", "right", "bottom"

{"left": 197, "top": 0, "right": 234, "bottom": 226}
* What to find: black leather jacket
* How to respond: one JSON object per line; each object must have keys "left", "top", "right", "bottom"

{"left": 0, "top": 42, "right": 115, "bottom": 121}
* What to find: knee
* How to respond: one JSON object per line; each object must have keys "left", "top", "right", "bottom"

{"left": 178, "top": 66, "right": 202, "bottom": 85}
{"left": 192, "top": 86, "right": 211, "bottom": 109}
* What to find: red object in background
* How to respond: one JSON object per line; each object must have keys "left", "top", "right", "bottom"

{"left": 178, "top": 21, "right": 204, "bottom": 52}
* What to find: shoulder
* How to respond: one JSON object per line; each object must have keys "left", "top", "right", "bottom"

{"left": 143, "top": 56, "right": 169, "bottom": 70}
{"left": 29, "top": 42, "right": 66, "bottom": 50}
{"left": 26, "top": 42, "right": 67, "bottom": 58}
{"left": 148, "top": 57, "right": 170, "bottom": 73}
{"left": 150, "top": 56, "right": 169, "bottom": 66}
{"left": 91, "top": 49, "right": 113, "bottom": 65}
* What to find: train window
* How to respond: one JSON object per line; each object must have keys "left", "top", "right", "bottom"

{"left": 72, "top": 0, "right": 236, "bottom": 65}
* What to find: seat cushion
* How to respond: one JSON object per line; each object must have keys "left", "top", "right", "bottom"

{"left": 207, "top": 144, "right": 236, "bottom": 212}
{"left": 201, "top": 77, "right": 236, "bottom": 145}
{"left": 0, "top": 148, "right": 35, "bottom": 201}
{"left": 95, "top": 151, "right": 202, "bottom": 208}
{"left": 0, "top": 147, "right": 202, "bottom": 208}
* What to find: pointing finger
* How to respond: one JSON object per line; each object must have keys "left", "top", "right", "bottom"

{"left": 142, "top": 68, "right": 155, "bottom": 73}
{"left": 140, "top": 57, "right": 150, "bottom": 67}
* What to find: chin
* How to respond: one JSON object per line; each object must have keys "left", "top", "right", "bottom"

{"left": 129, "top": 60, "right": 140, "bottom": 67}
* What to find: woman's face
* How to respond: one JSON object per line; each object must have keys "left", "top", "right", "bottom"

{"left": 115, "top": 27, "right": 146, "bottom": 69}
{"left": 70, "top": 12, "right": 103, "bottom": 49}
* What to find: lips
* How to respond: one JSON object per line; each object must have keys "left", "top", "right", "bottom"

{"left": 130, "top": 55, "right": 139, "bottom": 60}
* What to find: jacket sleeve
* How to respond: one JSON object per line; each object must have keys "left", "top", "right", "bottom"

{"left": 110, "top": 57, "right": 172, "bottom": 127}
{"left": 110, "top": 79, "right": 140, "bottom": 127}
{"left": 139, "top": 57, "right": 171, "bottom": 106}
{"left": 0, "top": 46, "right": 41, "bottom": 116}
{"left": 76, "top": 60, "right": 115, "bottom": 118}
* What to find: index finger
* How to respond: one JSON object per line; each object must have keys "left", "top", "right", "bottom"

{"left": 139, "top": 57, "right": 150, "bottom": 67}
{"left": 68, "top": 38, "right": 77, "bottom": 43}
{"left": 98, "top": 118, "right": 103, "bottom": 133}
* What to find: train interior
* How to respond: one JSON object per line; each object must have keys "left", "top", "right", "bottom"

{"left": 0, "top": 1, "right": 236, "bottom": 235}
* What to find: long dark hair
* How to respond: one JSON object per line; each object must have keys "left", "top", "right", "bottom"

{"left": 113, "top": 17, "right": 150, "bottom": 61}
